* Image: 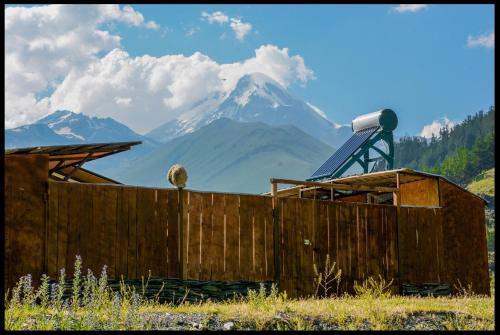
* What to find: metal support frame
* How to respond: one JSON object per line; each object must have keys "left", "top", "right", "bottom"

{"left": 309, "top": 130, "right": 394, "bottom": 181}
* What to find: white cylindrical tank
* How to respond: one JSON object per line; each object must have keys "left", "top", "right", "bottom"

{"left": 351, "top": 109, "right": 398, "bottom": 133}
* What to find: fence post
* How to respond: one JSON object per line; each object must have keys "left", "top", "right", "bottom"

{"left": 393, "top": 172, "right": 402, "bottom": 293}
{"left": 271, "top": 180, "right": 281, "bottom": 287}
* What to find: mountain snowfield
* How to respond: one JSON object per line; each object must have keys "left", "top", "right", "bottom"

{"left": 146, "top": 73, "right": 352, "bottom": 147}
{"left": 5, "top": 72, "right": 354, "bottom": 192}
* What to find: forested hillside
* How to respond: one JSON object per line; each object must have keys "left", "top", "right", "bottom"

{"left": 395, "top": 106, "right": 495, "bottom": 186}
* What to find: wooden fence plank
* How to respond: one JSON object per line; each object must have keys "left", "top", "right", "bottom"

{"left": 166, "top": 190, "right": 180, "bottom": 278}
{"left": 239, "top": 195, "right": 254, "bottom": 281}
{"left": 253, "top": 196, "right": 267, "bottom": 281}
{"left": 125, "top": 187, "right": 137, "bottom": 279}
{"left": 224, "top": 194, "right": 239, "bottom": 281}
{"left": 200, "top": 193, "right": 214, "bottom": 280}
{"left": 115, "top": 186, "right": 127, "bottom": 278}
{"left": 186, "top": 192, "right": 202, "bottom": 280}
{"left": 47, "top": 182, "right": 59, "bottom": 278}
{"left": 210, "top": 193, "right": 226, "bottom": 280}
{"left": 66, "top": 183, "right": 81, "bottom": 276}
{"left": 57, "top": 182, "right": 69, "bottom": 274}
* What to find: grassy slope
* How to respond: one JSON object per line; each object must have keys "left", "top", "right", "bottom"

{"left": 466, "top": 168, "right": 495, "bottom": 197}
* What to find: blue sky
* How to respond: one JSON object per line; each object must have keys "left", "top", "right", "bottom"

{"left": 5, "top": 4, "right": 494, "bottom": 138}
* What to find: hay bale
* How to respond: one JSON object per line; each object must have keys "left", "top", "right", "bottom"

{"left": 167, "top": 164, "right": 188, "bottom": 188}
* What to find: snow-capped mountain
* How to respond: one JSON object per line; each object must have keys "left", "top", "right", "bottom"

{"left": 146, "top": 73, "right": 352, "bottom": 148}
{"left": 5, "top": 110, "right": 159, "bottom": 148}
{"left": 5, "top": 110, "right": 160, "bottom": 176}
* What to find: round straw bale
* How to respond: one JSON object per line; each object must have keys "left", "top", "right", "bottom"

{"left": 167, "top": 164, "right": 188, "bottom": 188}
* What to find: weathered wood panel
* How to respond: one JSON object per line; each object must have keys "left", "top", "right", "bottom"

{"left": 400, "top": 178, "right": 440, "bottom": 207}
{"left": 439, "top": 179, "right": 489, "bottom": 295}
{"left": 182, "top": 191, "right": 274, "bottom": 282}
{"left": 278, "top": 198, "right": 399, "bottom": 298}
{"left": 5, "top": 154, "right": 48, "bottom": 291}
{"left": 45, "top": 182, "right": 180, "bottom": 281}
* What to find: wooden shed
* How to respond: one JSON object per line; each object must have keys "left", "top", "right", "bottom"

{"left": 270, "top": 169, "right": 490, "bottom": 295}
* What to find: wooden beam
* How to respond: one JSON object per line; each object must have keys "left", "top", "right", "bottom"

{"left": 270, "top": 178, "right": 399, "bottom": 193}
{"left": 271, "top": 181, "right": 281, "bottom": 285}
{"left": 394, "top": 172, "right": 402, "bottom": 293}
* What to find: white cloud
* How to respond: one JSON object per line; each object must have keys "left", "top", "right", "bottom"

{"left": 146, "top": 20, "right": 160, "bottom": 30}
{"left": 43, "top": 45, "right": 314, "bottom": 134}
{"left": 201, "top": 11, "right": 252, "bottom": 41}
{"left": 467, "top": 32, "right": 494, "bottom": 49}
{"left": 392, "top": 4, "right": 428, "bottom": 13}
{"left": 185, "top": 26, "right": 200, "bottom": 37}
{"left": 201, "top": 11, "right": 229, "bottom": 24}
{"left": 6, "top": 5, "right": 314, "bottom": 133}
{"left": 115, "top": 97, "right": 133, "bottom": 107}
{"left": 420, "top": 117, "right": 456, "bottom": 139}
{"left": 5, "top": 4, "right": 160, "bottom": 128}
{"left": 230, "top": 18, "right": 252, "bottom": 41}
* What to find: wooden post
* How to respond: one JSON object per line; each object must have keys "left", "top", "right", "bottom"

{"left": 271, "top": 180, "right": 281, "bottom": 286}
{"left": 394, "top": 172, "right": 401, "bottom": 293}
{"left": 178, "top": 187, "right": 187, "bottom": 280}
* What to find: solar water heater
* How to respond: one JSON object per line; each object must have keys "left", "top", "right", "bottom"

{"left": 307, "top": 109, "right": 397, "bottom": 181}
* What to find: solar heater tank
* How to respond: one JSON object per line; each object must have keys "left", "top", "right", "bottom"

{"left": 351, "top": 109, "right": 398, "bottom": 133}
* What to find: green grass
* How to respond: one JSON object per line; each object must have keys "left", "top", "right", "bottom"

{"left": 467, "top": 168, "right": 495, "bottom": 196}
{"left": 4, "top": 256, "right": 495, "bottom": 330}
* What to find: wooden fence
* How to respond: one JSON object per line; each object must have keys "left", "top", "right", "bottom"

{"left": 4, "top": 162, "right": 489, "bottom": 296}
{"left": 278, "top": 198, "right": 399, "bottom": 297}
{"left": 46, "top": 182, "right": 181, "bottom": 280}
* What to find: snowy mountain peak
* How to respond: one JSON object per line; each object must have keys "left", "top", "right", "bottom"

{"left": 147, "top": 72, "right": 352, "bottom": 148}
{"left": 232, "top": 73, "right": 289, "bottom": 108}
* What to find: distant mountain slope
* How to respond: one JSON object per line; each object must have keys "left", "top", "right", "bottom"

{"left": 112, "top": 118, "right": 335, "bottom": 194}
{"left": 5, "top": 110, "right": 160, "bottom": 173}
{"left": 147, "top": 73, "right": 351, "bottom": 148}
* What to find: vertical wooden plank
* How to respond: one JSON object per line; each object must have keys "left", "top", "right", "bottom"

{"left": 47, "top": 182, "right": 59, "bottom": 278}
{"left": 264, "top": 197, "right": 274, "bottom": 281}
{"left": 239, "top": 195, "right": 254, "bottom": 281}
{"left": 186, "top": 191, "right": 202, "bottom": 280}
{"left": 115, "top": 186, "right": 127, "bottom": 278}
{"left": 137, "top": 188, "right": 155, "bottom": 279}
{"left": 224, "top": 194, "right": 239, "bottom": 281}
{"left": 149, "top": 189, "right": 161, "bottom": 277}
{"left": 156, "top": 189, "right": 169, "bottom": 277}
{"left": 124, "top": 187, "right": 137, "bottom": 279}
{"left": 166, "top": 190, "right": 180, "bottom": 278}
{"left": 105, "top": 186, "right": 118, "bottom": 278}
{"left": 289, "top": 198, "right": 299, "bottom": 298}
{"left": 57, "top": 182, "right": 69, "bottom": 274}
{"left": 356, "top": 204, "right": 367, "bottom": 282}
{"left": 385, "top": 206, "right": 399, "bottom": 292}
{"left": 297, "top": 198, "right": 313, "bottom": 297}
{"left": 91, "top": 185, "right": 106, "bottom": 275}
{"left": 200, "top": 193, "right": 214, "bottom": 280}
{"left": 78, "top": 184, "right": 93, "bottom": 276}
{"left": 252, "top": 196, "right": 267, "bottom": 281}
{"left": 210, "top": 193, "right": 226, "bottom": 280}
{"left": 65, "top": 183, "right": 81, "bottom": 276}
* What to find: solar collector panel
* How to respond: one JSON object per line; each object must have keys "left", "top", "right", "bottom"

{"left": 309, "top": 126, "right": 380, "bottom": 179}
